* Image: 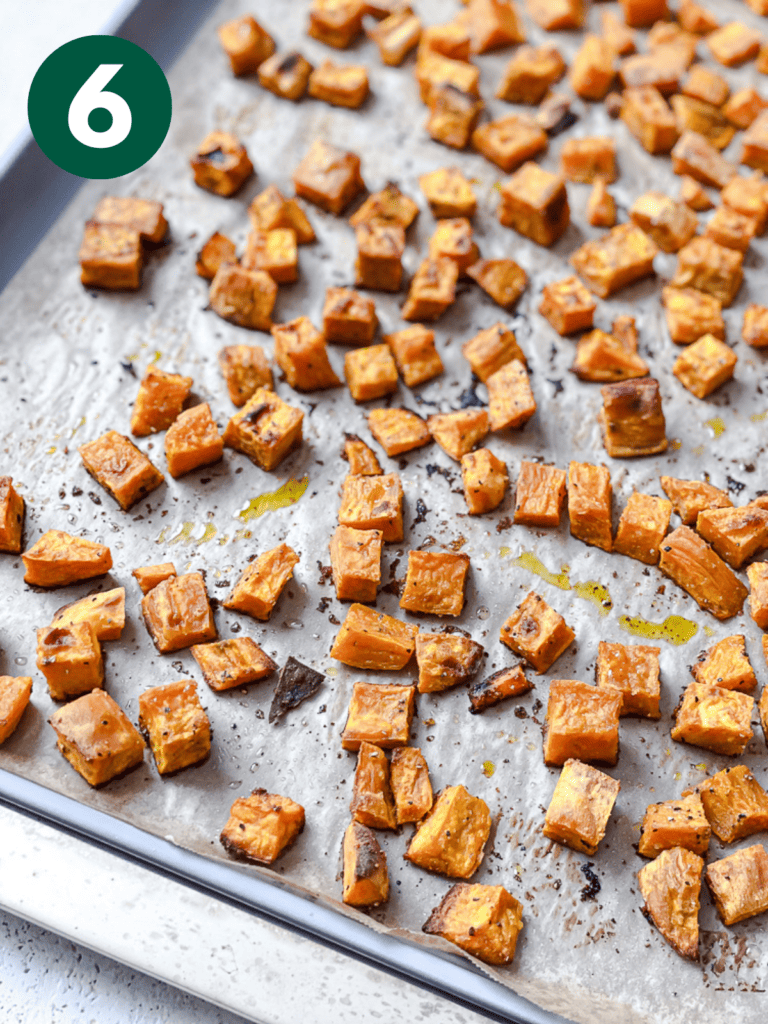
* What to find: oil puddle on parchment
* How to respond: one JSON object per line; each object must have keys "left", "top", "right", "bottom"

{"left": 157, "top": 521, "right": 218, "bottom": 546}
{"left": 505, "top": 550, "right": 613, "bottom": 617}
{"left": 237, "top": 476, "right": 309, "bottom": 522}
{"left": 618, "top": 613, "right": 698, "bottom": 646}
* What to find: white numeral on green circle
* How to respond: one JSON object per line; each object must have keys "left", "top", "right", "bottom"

{"left": 68, "top": 64, "right": 132, "bottom": 149}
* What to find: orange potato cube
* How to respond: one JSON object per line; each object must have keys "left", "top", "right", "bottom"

{"left": 496, "top": 45, "right": 565, "bottom": 104}
{"left": 218, "top": 345, "right": 273, "bottom": 407}
{"left": 332, "top": 604, "right": 417, "bottom": 670}
{"left": 308, "top": 59, "right": 369, "bottom": 108}
{"left": 696, "top": 504, "right": 768, "bottom": 568}
{"left": 514, "top": 461, "right": 566, "bottom": 528}
{"left": 191, "top": 637, "right": 276, "bottom": 692}
{"left": 419, "top": 167, "right": 476, "bottom": 218}
{"left": 350, "top": 183, "right": 419, "bottom": 231}
{"left": 662, "top": 287, "right": 725, "bottom": 345}
{"left": 620, "top": 0, "right": 667, "bottom": 26}
{"left": 705, "top": 205, "right": 759, "bottom": 254}
{"left": 697, "top": 765, "right": 768, "bottom": 843}
{"left": 462, "top": 323, "right": 525, "bottom": 381}
{"left": 678, "top": 0, "right": 719, "bottom": 33}
{"left": 659, "top": 525, "right": 747, "bottom": 620}
{"left": 209, "top": 264, "right": 278, "bottom": 332}
{"left": 415, "top": 632, "right": 483, "bottom": 693}
{"left": 671, "top": 95, "right": 735, "bottom": 151}
{"left": 613, "top": 492, "right": 672, "bottom": 565}
{"left": 218, "top": 14, "right": 275, "bottom": 74}
{"left": 220, "top": 789, "right": 305, "bottom": 865}
{"left": 164, "top": 403, "right": 223, "bottom": 478}
{"left": 461, "top": 448, "right": 509, "bottom": 515}
{"left": 543, "top": 758, "right": 620, "bottom": 854}
{"left": 400, "top": 551, "right": 470, "bottom": 618}
{"left": 486, "top": 359, "right": 536, "bottom": 431}
{"left": 741, "top": 112, "right": 768, "bottom": 173}
{"left": 248, "top": 185, "right": 315, "bottom": 244}
{"left": 49, "top": 690, "right": 145, "bottom": 787}
{"left": 355, "top": 222, "right": 405, "bottom": 292}
{"left": 620, "top": 85, "right": 679, "bottom": 154}
{"left": 292, "top": 140, "right": 365, "bottom": 216}
{"left": 611, "top": 315, "right": 639, "bottom": 352}
{"left": 79, "top": 222, "right": 143, "bottom": 290}
{"left": 242, "top": 228, "right": 298, "bottom": 284}
{"left": 138, "top": 680, "right": 210, "bottom": 775}
{"left": 323, "top": 287, "right": 378, "bottom": 346}
{"left": 638, "top": 847, "right": 703, "bottom": 960}
{"left": 571, "top": 223, "right": 657, "bottom": 299}
{"left": 0, "top": 676, "right": 33, "bottom": 744}
{"left": 560, "top": 137, "right": 616, "bottom": 184}
{"left": 222, "top": 387, "right": 303, "bottom": 471}
{"left": 670, "top": 237, "right": 743, "bottom": 307}
{"left": 190, "top": 131, "right": 253, "bottom": 197}
{"left": 724, "top": 89, "right": 768, "bottom": 130}
{"left": 682, "top": 65, "right": 729, "bottom": 108}
{"left": 619, "top": 46, "right": 691, "bottom": 96}
{"left": 426, "top": 85, "right": 484, "bottom": 150}
{"left": 466, "top": 257, "right": 529, "bottom": 313}
{"left": 36, "top": 622, "right": 103, "bottom": 701}
{"left": 417, "top": 21, "right": 472, "bottom": 61}
{"left": 342, "top": 821, "right": 389, "bottom": 907}
{"left": 405, "top": 785, "right": 491, "bottom": 878}
{"left": 671, "top": 131, "right": 737, "bottom": 190}
{"left": 224, "top": 543, "right": 299, "bottom": 621}
{"left": 526, "top": 0, "right": 582, "bottom": 31}
{"left": 142, "top": 572, "right": 216, "bottom": 654}
{"left": 330, "top": 525, "right": 382, "bottom": 603}
{"left": 79, "top": 430, "right": 164, "bottom": 511}
{"left": 22, "top": 530, "right": 112, "bottom": 588}
{"left": 390, "top": 746, "right": 433, "bottom": 823}
{"left": 472, "top": 115, "right": 547, "bottom": 173}
{"left": 672, "top": 334, "right": 737, "bottom": 399}
{"left": 629, "top": 193, "right": 697, "bottom": 254}
{"left": 544, "top": 679, "right": 621, "bottom": 766}
{"left": 468, "top": 664, "right": 531, "bottom": 713}
{"left": 570, "top": 329, "right": 649, "bottom": 382}
{"left": 257, "top": 51, "right": 313, "bottom": 101}
{"left": 748, "top": 561, "right": 768, "bottom": 629}
{"left": 500, "top": 591, "right": 574, "bottom": 674}
{"left": 586, "top": 179, "right": 617, "bottom": 228}
{"left": 428, "top": 218, "right": 479, "bottom": 278}
{"left": 692, "top": 635, "right": 756, "bottom": 692}
{"left": 596, "top": 640, "right": 661, "bottom": 718}
{"left": 344, "top": 344, "right": 399, "bottom": 401}
{"left": 338, "top": 473, "right": 403, "bottom": 541}
{"left": 539, "top": 276, "right": 596, "bottom": 336}
{"left": 51, "top": 587, "right": 125, "bottom": 642}
{"left": 706, "top": 845, "right": 768, "bottom": 926}
{"left": 308, "top": 0, "right": 366, "bottom": 48}
{"left": 385, "top": 326, "right": 442, "bottom": 388}
{"left": 342, "top": 433, "right": 382, "bottom": 476}
{"left": 708, "top": 22, "right": 762, "bottom": 67}
{"left": 416, "top": 51, "right": 481, "bottom": 105}
{"left": 498, "top": 162, "right": 570, "bottom": 247}
{"left": 272, "top": 317, "right": 340, "bottom": 392}
{"left": 427, "top": 409, "right": 488, "bottom": 462}
{"left": 599, "top": 378, "right": 668, "bottom": 458}
{"left": 759, "top": 683, "right": 768, "bottom": 742}
{"left": 458, "top": 0, "right": 526, "bottom": 53}
{"left": 341, "top": 680, "right": 416, "bottom": 750}
{"left": 196, "top": 231, "right": 236, "bottom": 280}
{"left": 672, "top": 681, "right": 754, "bottom": 755}
{"left": 401, "top": 257, "right": 458, "bottom": 322}
{"left": 422, "top": 883, "right": 523, "bottom": 966}
{"left": 570, "top": 35, "right": 615, "bottom": 101}
{"left": 638, "top": 793, "right": 710, "bottom": 858}
{"left": 367, "top": 6, "right": 421, "bottom": 65}
{"left": 601, "top": 10, "right": 636, "bottom": 56}
{"left": 351, "top": 741, "right": 396, "bottom": 829}
{"left": 368, "top": 408, "right": 430, "bottom": 456}
{"left": 92, "top": 196, "right": 167, "bottom": 244}
{"left": 568, "top": 461, "right": 612, "bottom": 551}
{"left": 132, "top": 562, "right": 176, "bottom": 595}
{"left": 722, "top": 175, "right": 768, "bottom": 234}
{"left": 0, "top": 477, "right": 24, "bottom": 553}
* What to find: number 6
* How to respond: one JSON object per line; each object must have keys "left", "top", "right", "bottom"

{"left": 68, "top": 64, "right": 132, "bottom": 149}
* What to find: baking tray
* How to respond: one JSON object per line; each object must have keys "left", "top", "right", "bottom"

{"left": 0, "top": 2, "right": 568, "bottom": 1021}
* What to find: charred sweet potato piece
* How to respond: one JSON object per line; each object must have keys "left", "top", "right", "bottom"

{"left": 543, "top": 758, "right": 620, "bottom": 854}
{"left": 692, "top": 635, "right": 756, "bottom": 692}
{"left": 748, "top": 562, "right": 768, "bottom": 629}
{"left": 222, "top": 387, "right": 303, "bottom": 471}
{"left": 142, "top": 572, "right": 216, "bottom": 653}
{"left": 36, "top": 622, "right": 103, "bottom": 701}
{"left": 209, "top": 264, "right": 277, "bottom": 331}
{"left": 341, "top": 680, "right": 416, "bottom": 750}
{"left": 570, "top": 34, "right": 614, "bottom": 100}
{"left": 323, "top": 287, "right": 378, "bottom": 346}
{"left": 79, "top": 222, "right": 143, "bottom": 290}
{"left": 461, "top": 448, "right": 508, "bottom": 515}
{"left": 164, "top": 403, "right": 223, "bottom": 478}
{"left": 342, "top": 434, "right": 381, "bottom": 476}
{"left": 220, "top": 789, "right": 305, "bottom": 865}
{"left": 49, "top": 690, "right": 144, "bottom": 787}
{"left": 338, "top": 473, "right": 403, "bottom": 541}
{"left": 79, "top": 430, "right": 164, "bottom": 511}
{"left": 514, "top": 461, "right": 566, "bottom": 527}
{"left": 258, "top": 50, "right": 313, "bottom": 100}
{"left": 567, "top": 461, "right": 612, "bottom": 551}
{"left": 51, "top": 587, "right": 125, "bottom": 642}
{"left": 192, "top": 637, "right": 276, "bottom": 692}
{"left": 599, "top": 379, "right": 668, "bottom": 458}
{"left": 224, "top": 544, "right": 299, "bottom": 621}
{"left": 415, "top": 632, "right": 483, "bottom": 694}
{"left": 272, "top": 317, "right": 340, "bottom": 392}
{"left": 621, "top": 85, "right": 678, "bottom": 154}
{"left": 672, "top": 681, "right": 754, "bottom": 755}
{"left": 344, "top": 344, "right": 398, "bottom": 402}
{"left": 697, "top": 765, "right": 768, "bottom": 843}
{"left": 308, "top": 0, "right": 366, "bottom": 48}
{"left": 191, "top": 131, "right": 253, "bottom": 197}
{"left": 22, "top": 531, "right": 112, "bottom": 588}
{"left": 500, "top": 591, "right": 574, "bottom": 674}
{"left": 596, "top": 640, "right": 661, "bottom": 718}
{"left": 138, "top": 680, "right": 210, "bottom": 775}
{"left": 218, "top": 14, "right": 275, "bottom": 74}
{"left": 355, "top": 222, "right": 405, "bottom": 292}
{"left": 539, "top": 276, "right": 596, "bottom": 336}
{"left": 330, "top": 525, "right": 382, "bottom": 603}
{"left": 342, "top": 821, "right": 389, "bottom": 906}
{"left": 405, "top": 785, "right": 491, "bottom": 878}
{"left": 419, "top": 167, "right": 476, "bottom": 218}
{"left": 401, "top": 257, "right": 458, "bottom": 322}
{"left": 390, "top": 746, "right": 433, "bottom": 823}
{"left": 466, "top": 259, "right": 527, "bottom": 310}
{"left": 132, "top": 563, "right": 175, "bottom": 595}
{"left": 613, "top": 492, "right": 672, "bottom": 565}
{"left": 269, "top": 658, "right": 324, "bottom": 725}
{"left": 486, "top": 360, "right": 536, "bottom": 432}
{"left": 544, "top": 679, "right": 621, "bottom": 766}
{"left": 670, "top": 238, "right": 743, "bottom": 307}
{"left": 638, "top": 848, "right": 702, "bottom": 960}
{"left": 638, "top": 793, "right": 710, "bottom": 858}
{"left": 462, "top": 323, "right": 525, "bottom": 382}
{"left": 468, "top": 664, "right": 531, "bottom": 713}
{"left": 218, "top": 345, "right": 273, "bottom": 407}
{"left": 571, "top": 330, "right": 649, "bottom": 383}
{"left": 660, "top": 476, "right": 732, "bottom": 524}
{"left": 423, "top": 883, "right": 523, "bottom": 966}
{"left": 662, "top": 288, "right": 725, "bottom": 346}
{"left": 400, "top": 551, "right": 470, "bottom": 617}
{"left": 332, "top": 604, "right": 417, "bottom": 670}
{"left": 131, "top": 365, "right": 193, "bottom": 437}
{"left": 196, "top": 232, "right": 236, "bottom": 280}
{"left": 496, "top": 45, "right": 565, "bottom": 104}
{"left": 248, "top": 185, "right": 315, "bottom": 244}
{"left": 0, "top": 676, "right": 33, "bottom": 744}
{"left": 706, "top": 845, "right": 768, "bottom": 926}
{"left": 243, "top": 228, "right": 299, "bottom": 284}
{"left": 351, "top": 741, "right": 396, "bottom": 829}
{"left": 350, "top": 182, "right": 419, "bottom": 231}
{"left": 660, "top": 526, "right": 747, "bottom": 620}
{"left": 427, "top": 410, "right": 488, "bottom": 462}
{"left": 571, "top": 223, "right": 657, "bottom": 299}
{"left": 292, "top": 140, "right": 365, "bottom": 215}
{"left": 368, "top": 408, "right": 430, "bottom": 456}
{"left": 497, "top": 162, "right": 569, "bottom": 246}
{"left": 696, "top": 504, "right": 768, "bottom": 568}
{"left": 629, "top": 193, "right": 697, "bottom": 254}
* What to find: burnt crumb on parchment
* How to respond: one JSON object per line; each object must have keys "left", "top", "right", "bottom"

{"left": 269, "top": 657, "right": 324, "bottom": 725}
{"left": 580, "top": 861, "right": 601, "bottom": 902}
{"left": 496, "top": 516, "right": 513, "bottom": 533}
{"left": 413, "top": 497, "right": 430, "bottom": 525}
{"left": 317, "top": 561, "right": 333, "bottom": 585}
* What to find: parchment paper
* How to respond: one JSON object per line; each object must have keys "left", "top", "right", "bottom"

{"left": 1, "top": 1, "right": 768, "bottom": 1021}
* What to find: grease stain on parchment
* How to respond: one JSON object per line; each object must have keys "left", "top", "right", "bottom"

{"left": 158, "top": 521, "right": 219, "bottom": 546}
{"left": 705, "top": 416, "right": 726, "bottom": 438}
{"left": 237, "top": 476, "right": 309, "bottom": 522}
{"left": 619, "top": 613, "right": 698, "bottom": 645}
{"left": 508, "top": 551, "right": 612, "bottom": 616}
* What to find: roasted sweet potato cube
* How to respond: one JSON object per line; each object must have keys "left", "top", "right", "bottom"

{"left": 672, "top": 681, "right": 753, "bottom": 755}
{"left": 355, "top": 222, "right": 405, "bottom": 292}
{"left": 660, "top": 476, "right": 732, "bottom": 526}
{"left": 671, "top": 95, "right": 735, "bottom": 151}
{"left": 514, "top": 461, "right": 566, "bottom": 527}
{"left": 696, "top": 765, "right": 768, "bottom": 844}
{"left": 427, "top": 409, "right": 488, "bottom": 462}
{"left": 599, "top": 379, "right": 668, "bottom": 458}
{"left": 570, "top": 35, "right": 614, "bottom": 101}
{"left": 682, "top": 65, "right": 729, "bottom": 109}
{"left": 419, "top": 167, "right": 476, "bottom": 218}
{"left": 218, "top": 345, "right": 273, "bottom": 407}
{"left": 724, "top": 89, "right": 768, "bottom": 130}
{"left": 138, "top": 680, "right": 210, "bottom": 775}
{"left": 629, "top": 194, "right": 697, "bottom": 254}
{"left": 472, "top": 115, "right": 547, "bottom": 173}
{"left": 461, "top": 449, "right": 509, "bottom": 515}
{"left": 218, "top": 14, "right": 275, "bottom": 74}
{"left": 706, "top": 845, "right": 768, "bottom": 926}
{"left": 308, "top": 0, "right": 365, "bottom": 47}
{"left": 400, "top": 551, "right": 470, "bottom": 618}
{"left": 467, "top": 259, "right": 528, "bottom": 311}
{"left": 272, "top": 317, "right": 340, "bottom": 392}
{"left": 707, "top": 21, "right": 762, "bottom": 67}
{"left": 323, "top": 287, "right": 377, "bottom": 345}
{"left": 611, "top": 315, "right": 639, "bottom": 352}
{"left": 366, "top": 5, "right": 421, "bottom": 65}
{"left": 468, "top": 664, "right": 531, "bottom": 713}
{"left": 222, "top": 387, "right": 303, "bottom": 471}
{"left": 350, "top": 183, "right": 419, "bottom": 232}
{"left": 415, "top": 632, "right": 483, "bottom": 693}
{"left": 660, "top": 525, "right": 747, "bottom": 620}
{"left": 560, "top": 137, "right": 615, "bottom": 184}
{"left": 406, "top": 785, "right": 491, "bottom": 878}
{"left": 662, "top": 287, "right": 724, "bottom": 346}
{"left": 596, "top": 640, "right": 661, "bottom": 718}
{"left": 92, "top": 195, "right": 167, "bottom": 244}
{"left": 544, "top": 679, "right": 621, "bottom": 766}
{"left": 458, "top": 0, "right": 525, "bottom": 52}
{"left": 164, "top": 403, "right": 223, "bottom": 478}
{"left": 0, "top": 676, "right": 32, "bottom": 744}
{"left": 79, "top": 430, "right": 164, "bottom": 511}
{"left": 132, "top": 563, "right": 175, "bottom": 595}
{"left": 248, "top": 185, "right": 315, "bottom": 244}
{"left": 761, "top": 684, "right": 768, "bottom": 743}
{"left": 341, "top": 680, "right": 416, "bottom": 749}
{"left": 621, "top": 85, "right": 678, "bottom": 155}
{"left": 671, "top": 132, "right": 736, "bottom": 190}
{"left": 308, "top": 59, "right": 369, "bottom": 108}
{"left": 243, "top": 228, "right": 298, "bottom": 284}
{"left": 678, "top": 0, "right": 719, "bottom": 32}
{"left": 384, "top": 326, "right": 442, "bottom": 389}
{"left": 638, "top": 848, "right": 702, "bottom": 960}
{"left": 638, "top": 793, "right": 710, "bottom": 858}
{"left": 748, "top": 562, "right": 768, "bottom": 629}
{"left": 696, "top": 505, "right": 768, "bottom": 568}
{"left": 528, "top": 0, "right": 583, "bottom": 29}
{"left": 330, "top": 525, "right": 382, "bottom": 602}
{"left": 196, "top": 232, "right": 236, "bottom": 280}
{"left": 496, "top": 45, "right": 565, "bottom": 105}
{"left": 599, "top": 10, "right": 635, "bottom": 57}
{"left": 428, "top": 219, "right": 479, "bottom": 278}
{"left": 390, "top": 746, "right": 433, "bottom": 822}
{"left": 501, "top": 592, "right": 574, "bottom": 674}
{"left": 741, "top": 113, "right": 768, "bottom": 174}
{"left": 0, "top": 477, "right": 24, "bottom": 553}
{"left": 22, "top": 530, "right": 112, "bottom": 589}
{"left": 401, "top": 257, "right": 458, "bottom": 322}
{"left": 338, "top": 473, "right": 403, "bottom": 541}
{"left": 498, "top": 162, "right": 569, "bottom": 247}
{"left": 191, "top": 637, "right": 276, "bottom": 692}
{"left": 423, "top": 883, "right": 523, "bottom": 966}
{"left": 613, "top": 492, "right": 672, "bottom": 565}
{"left": 571, "top": 330, "right": 650, "bottom": 383}
{"left": 142, "top": 572, "right": 216, "bottom": 654}
{"left": 342, "top": 821, "right": 389, "bottom": 906}
{"left": 224, "top": 544, "right": 299, "bottom": 621}
{"left": 619, "top": 0, "right": 666, "bottom": 25}
{"left": 51, "top": 587, "right": 125, "bottom": 642}
{"left": 619, "top": 46, "right": 690, "bottom": 96}
{"left": 36, "top": 622, "right": 103, "bottom": 701}
{"left": 209, "top": 264, "right": 277, "bottom": 332}
{"left": 368, "top": 408, "right": 430, "bottom": 456}
{"left": 462, "top": 323, "right": 525, "bottom": 382}
{"left": 571, "top": 224, "right": 657, "bottom": 299}
{"left": 692, "top": 635, "right": 755, "bottom": 694}
{"left": 538, "top": 276, "right": 595, "bottom": 336}
{"left": 486, "top": 360, "right": 536, "bottom": 432}
{"left": 293, "top": 140, "right": 365, "bottom": 216}
{"left": 416, "top": 52, "right": 481, "bottom": 106}
{"left": 350, "top": 742, "right": 396, "bottom": 829}
{"left": 543, "top": 759, "right": 620, "bottom": 854}
{"left": 417, "top": 21, "right": 471, "bottom": 60}
{"left": 723, "top": 176, "right": 768, "bottom": 234}
{"left": 342, "top": 433, "right": 382, "bottom": 476}
{"left": 705, "top": 206, "right": 758, "bottom": 254}
{"left": 49, "top": 690, "right": 144, "bottom": 787}
{"left": 332, "top": 604, "right": 417, "bottom": 670}
{"left": 567, "top": 462, "right": 612, "bottom": 551}
{"left": 191, "top": 131, "right": 253, "bottom": 197}
{"left": 258, "top": 51, "right": 313, "bottom": 100}
{"left": 670, "top": 238, "right": 743, "bottom": 307}
{"left": 344, "top": 344, "right": 398, "bottom": 402}
{"left": 586, "top": 179, "right": 617, "bottom": 228}
{"left": 220, "top": 789, "right": 305, "bottom": 865}
{"left": 79, "top": 222, "right": 143, "bottom": 290}
{"left": 673, "top": 334, "right": 737, "bottom": 399}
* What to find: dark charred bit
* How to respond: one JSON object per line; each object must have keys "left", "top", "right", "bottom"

{"left": 413, "top": 497, "right": 430, "bottom": 525}
{"left": 278, "top": 52, "right": 302, "bottom": 73}
{"left": 88, "top": 491, "right": 102, "bottom": 505}
{"left": 536, "top": 94, "right": 577, "bottom": 136}
{"left": 329, "top": 612, "right": 341, "bottom": 625}
{"left": 605, "top": 92, "right": 623, "bottom": 119}
{"left": 457, "top": 375, "right": 484, "bottom": 409}
{"left": 468, "top": 665, "right": 531, "bottom": 713}
{"left": 580, "top": 861, "right": 601, "bottom": 902}
{"left": 726, "top": 476, "right": 746, "bottom": 494}
{"left": 317, "top": 596, "right": 331, "bottom": 613}
{"left": 317, "top": 561, "right": 333, "bottom": 585}
{"left": 201, "top": 147, "right": 228, "bottom": 166}
{"left": 269, "top": 657, "right": 324, "bottom": 724}
{"left": 547, "top": 378, "right": 564, "bottom": 395}
{"left": 120, "top": 361, "right": 137, "bottom": 377}
{"left": 245, "top": 403, "right": 271, "bottom": 424}
{"left": 496, "top": 516, "right": 513, "bottom": 533}
{"left": 425, "top": 463, "right": 455, "bottom": 484}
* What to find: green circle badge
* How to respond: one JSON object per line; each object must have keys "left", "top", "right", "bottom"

{"left": 28, "top": 36, "right": 172, "bottom": 179}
